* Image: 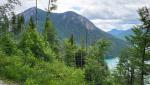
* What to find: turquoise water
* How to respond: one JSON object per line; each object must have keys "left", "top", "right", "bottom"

{"left": 105, "top": 57, "right": 119, "bottom": 70}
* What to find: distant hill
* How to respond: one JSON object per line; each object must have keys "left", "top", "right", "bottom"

{"left": 108, "top": 29, "right": 124, "bottom": 36}
{"left": 108, "top": 29, "right": 133, "bottom": 40}
{"left": 20, "top": 7, "right": 127, "bottom": 58}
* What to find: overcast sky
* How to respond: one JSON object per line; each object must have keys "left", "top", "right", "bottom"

{"left": 1, "top": 0, "right": 150, "bottom": 31}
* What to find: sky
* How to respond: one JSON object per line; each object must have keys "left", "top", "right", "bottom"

{"left": 1, "top": 0, "right": 150, "bottom": 31}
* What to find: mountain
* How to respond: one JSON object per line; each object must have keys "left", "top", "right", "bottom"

{"left": 108, "top": 29, "right": 133, "bottom": 40}
{"left": 119, "top": 29, "right": 133, "bottom": 40}
{"left": 108, "top": 29, "right": 124, "bottom": 36}
{"left": 20, "top": 7, "right": 127, "bottom": 58}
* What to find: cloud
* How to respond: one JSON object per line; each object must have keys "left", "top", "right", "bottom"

{"left": 1, "top": 0, "right": 150, "bottom": 31}
{"left": 53, "top": 0, "right": 150, "bottom": 31}
{"left": 0, "top": 0, "right": 7, "bottom": 5}
{"left": 91, "top": 19, "right": 140, "bottom": 31}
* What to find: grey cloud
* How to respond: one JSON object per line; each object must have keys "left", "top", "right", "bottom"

{"left": 91, "top": 19, "right": 140, "bottom": 31}
{"left": 79, "top": 0, "right": 150, "bottom": 20}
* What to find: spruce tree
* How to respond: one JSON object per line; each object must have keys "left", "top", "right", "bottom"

{"left": 11, "top": 12, "right": 17, "bottom": 35}
{"left": 44, "top": 17, "right": 57, "bottom": 46}
{"left": 17, "top": 15, "right": 25, "bottom": 34}
{"left": 69, "top": 34, "right": 74, "bottom": 45}
{"left": 29, "top": 17, "right": 36, "bottom": 30}
{"left": 75, "top": 47, "right": 86, "bottom": 68}
{"left": 125, "top": 7, "right": 150, "bottom": 85}
{"left": 116, "top": 47, "right": 137, "bottom": 85}
{"left": 85, "top": 39, "right": 110, "bottom": 85}
{"left": 63, "top": 35, "right": 77, "bottom": 67}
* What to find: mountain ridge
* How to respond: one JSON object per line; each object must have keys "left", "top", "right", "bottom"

{"left": 108, "top": 29, "right": 133, "bottom": 40}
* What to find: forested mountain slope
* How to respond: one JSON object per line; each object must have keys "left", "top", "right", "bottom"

{"left": 108, "top": 29, "right": 133, "bottom": 40}
{"left": 21, "top": 7, "right": 127, "bottom": 57}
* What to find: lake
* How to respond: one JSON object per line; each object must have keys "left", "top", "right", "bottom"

{"left": 105, "top": 57, "right": 119, "bottom": 70}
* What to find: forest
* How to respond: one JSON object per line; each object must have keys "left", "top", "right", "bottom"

{"left": 0, "top": 0, "right": 150, "bottom": 85}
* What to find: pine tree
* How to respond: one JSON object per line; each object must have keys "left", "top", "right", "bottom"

{"left": 29, "top": 17, "right": 36, "bottom": 30}
{"left": 11, "top": 12, "right": 17, "bottom": 35}
{"left": 85, "top": 39, "right": 110, "bottom": 85}
{"left": 116, "top": 47, "right": 137, "bottom": 85}
{"left": 44, "top": 17, "right": 57, "bottom": 46}
{"left": 44, "top": 17, "right": 60, "bottom": 56}
{"left": 69, "top": 34, "right": 74, "bottom": 45}
{"left": 36, "top": 0, "right": 38, "bottom": 25}
{"left": 74, "top": 37, "right": 86, "bottom": 68}
{"left": 63, "top": 35, "right": 77, "bottom": 67}
{"left": 75, "top": 47, "right": 86, "bottom": 68}
{"left": 125, "top": 7, "right": 150, "bottom": 85}
{"left": 17, "top": 15, "right": 25, "bottom": 34}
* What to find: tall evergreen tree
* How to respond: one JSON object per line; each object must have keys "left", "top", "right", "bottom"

{"left": 29, "top": 17, "right": 36, "bottom": 30}
{"left": 116, "top": 47, "right": 137, "bottom": 85}
{"left": 44, "top": 17, "right": 57, "bottom": 46}
{"left": 17, "top": 15, "right": 25, "bottom": 34}
{"left": 63, "top": 35, "right": 77, "bottom": 67}
{"left": 36, "top": 0, "right": 37, "bottom": 25}
{"left": 69, "top": 34, "right": 74, "bottom": 45}
{"left": 75, "top": 47, "right": 86, "bottom": 68}
{"left": 11, "top": 12, "right": 17, "bottom": 35}
{"left": 125, "top": 7, "right": 150, "bottom": 85}
{"left": 85, "top": 39, "right": 110, "bottom": 85}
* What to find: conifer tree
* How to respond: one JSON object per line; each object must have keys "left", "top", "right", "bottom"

{"left": 36, "top": 0, "right": 38, "bottom": 25}
{"left": 17, "top": 15, "right": 25, "bottom": 34}
{"left": 29, "top": 17, "right": 36, "bottom": 30}
{"left": 123, "top": 7, "right": 150, "bottom": 85}
{"left": 116, "top": 47, "right": 137, "bottom": 85}
{"left": 63, "top": 35, "right": 77, "bottom": 67}
{"left": 85, "top": 39, "right": 110, "bottom": 85}
{"left": 75, "top": 47, "right": 86, "bottom": 68}
{"left": 44, "top": 17, "right": 57, "bottom": 45}
{"left": 69, "top": 34, "right": 74, "bottom": 45}
{"left": 11, "top": 12, "right": 17, "bottom": 35}
{"left": 44, "top": 0, "right": 59, "bottom": 54}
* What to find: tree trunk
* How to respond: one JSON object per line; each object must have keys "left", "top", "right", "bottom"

{"left": 36, "top": 0, "right": 37, "bottom": 26}
{"left": 141, "top": 46, "right": 145, "bottom": 85}
{"left": 140, "top": 28, "right": 149, "bottom": 85}
{"left": 131, "top": 67, "right": 134, "bottom": 85}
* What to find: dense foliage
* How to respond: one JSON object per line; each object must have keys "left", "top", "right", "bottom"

{"left": 0, "top": 2, "right": 110, "bottom": 84}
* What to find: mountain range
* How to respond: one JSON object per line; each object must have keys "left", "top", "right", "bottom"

{"left": 20, "top": 7, "right": 127, "bottom": 58}
{"left": 108, "top": 29, "right": 133, "bottom": 40}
